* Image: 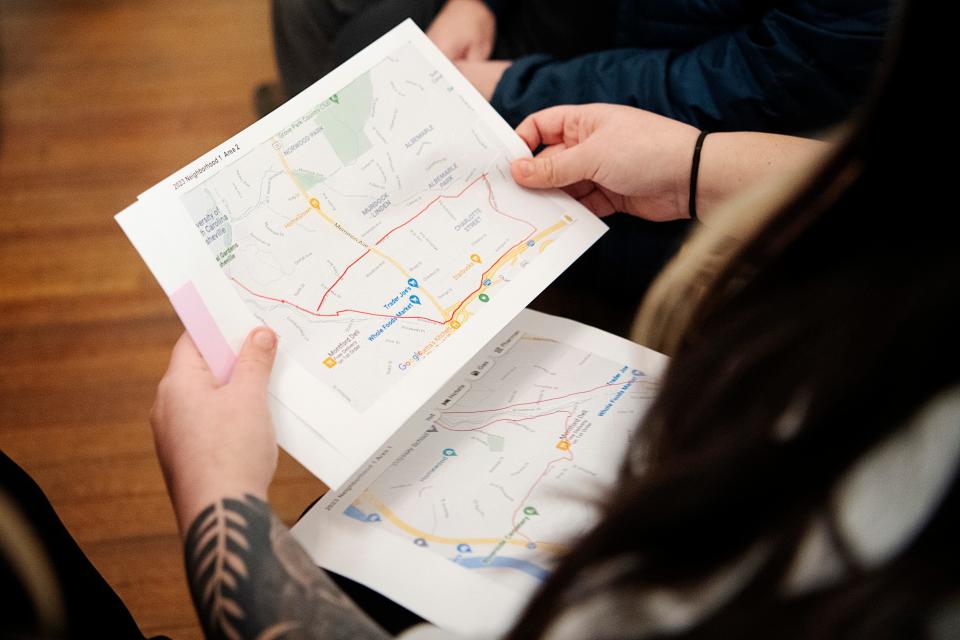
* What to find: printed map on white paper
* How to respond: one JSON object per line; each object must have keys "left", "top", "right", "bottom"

{"left": 294, "top": 310, "right": 668, "bottom": 635}
{"left": 178, "top": 42, "right": 581, "bottom": 412}
{"left": 123, "top": 19, "right": 607, "bottom": 486}
{"left": 343, "top": 331, "right": 660, "bottom": 590}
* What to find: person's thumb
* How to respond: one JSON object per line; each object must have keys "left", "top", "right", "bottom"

{"left": 511, "top": 146, "right": 591, "bottom": 189}
{"left": 229, "top": 327, "right": 278, "bottom": 395}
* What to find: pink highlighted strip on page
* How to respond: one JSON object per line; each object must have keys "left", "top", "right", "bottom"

{"left": 170, "top": 281, "right": 237, "bottom": 383}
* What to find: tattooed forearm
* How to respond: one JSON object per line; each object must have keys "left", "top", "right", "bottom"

{"left": 184, "top": 495, "right": 390, "bottom": 640}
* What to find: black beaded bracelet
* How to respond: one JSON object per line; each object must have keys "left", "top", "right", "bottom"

{"left": 689, "top": 130, "right": 710, "bottom": 221}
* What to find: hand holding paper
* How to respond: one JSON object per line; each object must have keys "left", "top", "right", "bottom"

{"left": 151, "top": 328, "right": 279, "bottom": 532}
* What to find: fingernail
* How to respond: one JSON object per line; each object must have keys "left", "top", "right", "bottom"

{"left": 515, "top": 158, "right": 534, "bottom": 177}
{"left": 252, "top": 327, "right": 276, "bottom": 350}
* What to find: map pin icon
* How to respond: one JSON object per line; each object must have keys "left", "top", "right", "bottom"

{"left": 409, "top": 295, "right": 421, "bottom": 305}
{"left": 523, "top": 506, "right": 539, "bottom": 516}
{"left": 408, "top": 278, "right": 419, "bottom": 288}
{"left": 443, "top": 448, "right": 457, "bottom": 457}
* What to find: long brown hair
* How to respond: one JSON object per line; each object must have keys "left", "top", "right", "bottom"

{"left": 509, "top": 1, "right": 960, "bottom": 637}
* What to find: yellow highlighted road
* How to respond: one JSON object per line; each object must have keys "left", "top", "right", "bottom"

{"left": 273, "top": 138, "right": 447, "bottom": 317}
{"left": 363, "top": 494, "right": 568, "bottom": 554}
{"left": 273, "top": 137, "right": 574, "bottom": 332}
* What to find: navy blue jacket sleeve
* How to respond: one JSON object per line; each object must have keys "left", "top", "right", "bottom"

{"left": 490, "top": 3, "right": 888, "bottom": 133}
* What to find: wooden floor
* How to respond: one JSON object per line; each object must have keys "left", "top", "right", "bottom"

{"left": 0, "top": 2, "right": 327, "bottom": 637}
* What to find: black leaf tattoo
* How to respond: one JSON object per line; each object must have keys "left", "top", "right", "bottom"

{"left": 184, "top": 495, "right": 389, "bottom": 640}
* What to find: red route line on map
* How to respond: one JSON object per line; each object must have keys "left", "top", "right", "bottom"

{"left": 436, "top": 401, "right": 583, "bottom": 545}
{"left": 436, "top": 385, "right": 629, "bottom": 545}
{"left": 440, "top": 380, "right": 635, "bottom": 415}
{"left": 313, "top": 173, "right": 487, "bottom": 312}
{"left": 371, "top": 173, "right": 488, "bottom": 246}
{"left": 315, "top": 172, "right": 534, "bottom": 314}
{"left": 435, "top": 409, "right": 571, "bottom": 433}
{"left": 511, "top": 412, "right": 575, "bottom": 543}
{"left": 439, "top": 174, "right": 537, "bottom": 324}
{"left": 229, "top": 277, "right": 445, "bottom": 324}
{"left": 313, "top": 249, "right": 372, "bottom": 311}
{"left": 232, "top": 173, "right": 537, "bottom": 326}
